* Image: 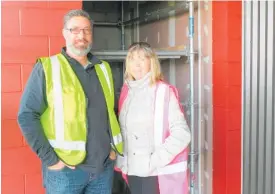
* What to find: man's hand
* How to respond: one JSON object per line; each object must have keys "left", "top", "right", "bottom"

{"left": 109, "top": 150, "right": 116, "bottom": 160}
{"left": 48, "top": 160, "right": 75, "bottom": 170}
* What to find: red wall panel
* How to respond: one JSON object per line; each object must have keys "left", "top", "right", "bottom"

{"left": 1, "top": 8, "right": 20, "bottom": 36}
{"left": 2, "top": 65, "right": 22, "bottom": 92}
{"left": 48, "top": 1, "right": 82, "bottom": 9}
{"left": 228, "top": 62, "right": 242, "bottom": 86}
{"left": 25, "top": 173, "right": 45, "bottom": 194}
{"left": 213, "top": 62, "right": 230, "bottom": 86}
{"left": 1, "top": 1, "right": 82, "bottom": 193}
{"left": 2, "top": 1, "right": 48, "bottom": 8}
{"left": 2, "top": 120, "right": 24, "bottom": 149}
{"left": 2, "top": 92, "right": 22, "bottom": 120}
{"left": 2, "top": 175, "right": 25, "bottom": 194}
{"left": 226, "top": 130, "right": 241, "bottom": 194}
{"left": 212, "top": 2, "right": 242, "bottom": 194}
{"left": 2, "top": 36, "right": 49, "bottom": 64}
{"left": 2, "top": 147, "right": 41, "bottom": 175}
{"left": 20, "top": 8, "right": 49, "bottom": 36}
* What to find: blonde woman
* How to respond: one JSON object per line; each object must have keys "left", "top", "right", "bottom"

{"left": 115, "top": 42, "right": 191, "bottom": 194}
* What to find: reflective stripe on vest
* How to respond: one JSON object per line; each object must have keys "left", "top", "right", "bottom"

{"left": 98, "top": 63, "right": 123, "bottom": 148}
{"left": 99, "top": 63, "right": 123, "bottom": 145}
{"left": 95, "top": 62, "right": 124, "bottom": 155}
{"left": 113, "top": 133, "right": 123, "bottom": 145}
{"left": 48, "top": 140, "right": 85, "bottom": 151}
{"left": 99, "top": 63, "right": 112, "bottom": 94}
{"left": 49, "top": 55, "right": 86, "bottom": 151}
{"left": 154, "top": 83, "right": 187, "bottom": 175}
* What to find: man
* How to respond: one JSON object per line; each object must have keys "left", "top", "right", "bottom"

{"left": 17, "top": 9, "right": 123, "bottom": 194}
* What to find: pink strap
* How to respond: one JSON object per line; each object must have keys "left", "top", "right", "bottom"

{"left": 163, "top": 84, "right": 189, "bottom": 163}
{"left": 117, "top": 83, "right": 129, "bottom": 184}
{"left": 159, "top": 83, "right": 189, "bottom": 194}
{"left": 118, "top": 83, "right": 128, "bottom": 114}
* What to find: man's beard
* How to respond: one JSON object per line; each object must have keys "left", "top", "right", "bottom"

{"left": 67, "top": 42, "right": 93, "bottom": 57}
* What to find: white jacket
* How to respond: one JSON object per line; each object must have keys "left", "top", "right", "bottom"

{"left": 115, "top": 73, "right": 191, "bottom": 177}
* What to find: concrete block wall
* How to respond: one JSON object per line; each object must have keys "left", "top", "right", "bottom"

{"left": 1, "top": 1, "right": 82, "bottom": 193}
{"left": 212, "top": 2, "right": 242, "bottom": 194}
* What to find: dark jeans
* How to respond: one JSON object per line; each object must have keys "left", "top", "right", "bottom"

{"left": 43, "top": 159, "right": 114, "bottom": 194}
{"left": 128, "top": 175, "right": 159, "bottom": 194}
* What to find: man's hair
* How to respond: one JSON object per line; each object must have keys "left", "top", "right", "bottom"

{"left": 63, "top": 9, "right": 92, "bottom": 28}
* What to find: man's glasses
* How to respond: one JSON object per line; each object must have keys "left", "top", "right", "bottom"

{"left": 65, "top": 28, "right": 92, "bottom": 35}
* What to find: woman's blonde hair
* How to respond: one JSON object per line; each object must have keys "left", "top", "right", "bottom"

{"left": 124, "top": 42, "right": 163, "bottom": 85}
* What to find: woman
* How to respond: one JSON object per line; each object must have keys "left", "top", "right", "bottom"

{"left": 115, "top": 42, "right": 191, "bottom": 194}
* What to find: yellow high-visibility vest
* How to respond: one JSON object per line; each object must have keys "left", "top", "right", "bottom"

{"left": 39, "top": 53, "right": 123, "bottom": 166}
